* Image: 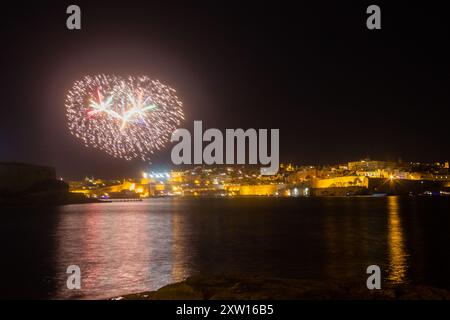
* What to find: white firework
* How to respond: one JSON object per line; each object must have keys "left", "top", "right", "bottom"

{"left": 65, "top": 75, "right": 184, "bottom": 161}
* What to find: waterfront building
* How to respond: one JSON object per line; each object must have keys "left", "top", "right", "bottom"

{"left": 348, "top": 159, "right": 395, "bottom": 171}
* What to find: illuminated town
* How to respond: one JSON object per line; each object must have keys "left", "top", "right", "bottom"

{"left": 68, "top": 159, "right": 450, "bottom": 200}
{"left": 3, "top": 0, "right": 450, "bottom": 305}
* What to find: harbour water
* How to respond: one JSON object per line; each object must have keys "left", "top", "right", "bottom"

{"left": 1, "top": 196, "right": 450, "bottom": 299}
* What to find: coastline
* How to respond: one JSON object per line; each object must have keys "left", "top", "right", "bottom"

{"left": 0, "top": 192, "right": 104, "bottom": 206}
{"left": 3, "top": 192, "right": 448, "bottom": 207}
{"left": 110, "top": 275, "right": 450, "bottom": 300}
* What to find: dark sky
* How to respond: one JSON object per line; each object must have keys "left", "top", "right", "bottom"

{"left": 1, "top": 1, "right": 449, "bottom": 179}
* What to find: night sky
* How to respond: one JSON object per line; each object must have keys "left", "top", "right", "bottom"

{"left": 1, "top": 1, "right": 449, "bottom": 179}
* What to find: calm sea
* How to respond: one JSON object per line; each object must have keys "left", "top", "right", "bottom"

{"left": 1, "top": 196, "right": 450, "bottom": 299}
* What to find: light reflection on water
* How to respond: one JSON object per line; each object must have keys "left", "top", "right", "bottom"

{"left": 387, "top": 196, "right": 408, "bottom": 284}
{"left": 2, "top": 196, "right": 449, "bottom": 299}
{"left": 55, "top": 201, "right": 192, "bottom": 299}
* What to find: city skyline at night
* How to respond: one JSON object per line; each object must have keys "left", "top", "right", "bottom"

{"left": 1, "top": 2, "right": 450, "bottom": 180}
{"left": 2, "top": 0, "right": 450, "bottom": 306}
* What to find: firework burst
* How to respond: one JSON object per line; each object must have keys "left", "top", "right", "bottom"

{"left": 65, "top": 75, "right": 184, "bottom": 161}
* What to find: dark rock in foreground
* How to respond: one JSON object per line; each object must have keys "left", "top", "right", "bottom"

{"left": 113, "top": 275, "right": 450, "bottom": 300}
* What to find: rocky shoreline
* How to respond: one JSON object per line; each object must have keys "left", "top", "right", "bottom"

{"left": 111, "top": 275, "right": 450, "bottom": 300}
